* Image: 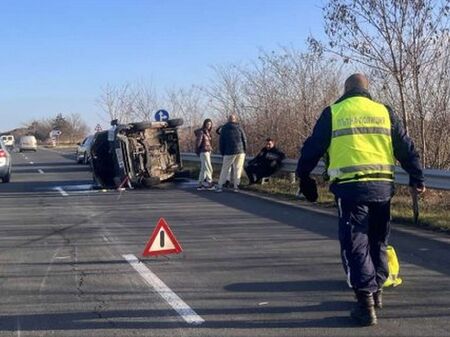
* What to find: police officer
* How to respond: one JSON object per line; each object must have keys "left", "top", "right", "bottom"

{"left": 296, "top": 73, "right": 425, "bottom": 326}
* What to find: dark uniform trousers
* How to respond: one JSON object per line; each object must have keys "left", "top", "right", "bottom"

{"left": 337, "top": 198, "right": 391, "bottom": 293}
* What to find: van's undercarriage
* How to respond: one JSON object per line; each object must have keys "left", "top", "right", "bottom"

{"left": 90, "top": 120, "right": 183, "bottom": 188}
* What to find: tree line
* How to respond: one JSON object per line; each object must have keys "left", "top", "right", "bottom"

{"left": 21, "top": 113, "right": 89, "bottom": 144}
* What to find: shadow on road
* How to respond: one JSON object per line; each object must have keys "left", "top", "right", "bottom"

{"left": 11, "top": 162, "right": 81, "bottom": 168}
{"left": 0, "top": 306, "right": 358, "bottom": 331}
{"left": 187, "top": 189, "right": 450, "bottom": 278}
{"left": 0, "top": 180, "right": 94, "bottom": 194}
{"left": 3, "top": 302, "right": 447, "bottom": 331}
{"left": 225, "top": 280, "right": 348, "bottom": 292}
{"left": 13, "top": 166, "right": 90, "bottom": 174}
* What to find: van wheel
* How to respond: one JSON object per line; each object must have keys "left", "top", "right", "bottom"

{"left": 167, "top": 118, "right": 184, "bottom": 127}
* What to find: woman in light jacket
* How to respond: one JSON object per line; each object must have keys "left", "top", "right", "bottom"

{"left": 195, "top": 118, "right": 214, "bottom": 190}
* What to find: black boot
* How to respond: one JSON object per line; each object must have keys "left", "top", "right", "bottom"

{"left": 350, "top": 291, "right": 377, "bottom": 326}
{"left": 373, "top": 289, "right": 383, "bottom": 309}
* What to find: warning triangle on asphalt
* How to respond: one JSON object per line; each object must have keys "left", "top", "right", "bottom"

{"left": 142, "top": 218, "right": 183, "bottom": 257}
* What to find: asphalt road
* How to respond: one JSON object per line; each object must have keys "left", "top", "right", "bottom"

{"left": 0, "top": 147, "right": 449, "bottom": 337}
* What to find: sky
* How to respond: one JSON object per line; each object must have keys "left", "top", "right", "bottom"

{"left": 0, "top": 0, "right": 326, "bottom": 133}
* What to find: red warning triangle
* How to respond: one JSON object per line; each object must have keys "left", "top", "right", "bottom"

{"left": 142, "top": 218, "right": 183, "bottom": 257}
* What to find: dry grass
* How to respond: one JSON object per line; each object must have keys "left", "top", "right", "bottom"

{"left": 248, "top": 176, "right": 450, "bottom": 233}
{"left": 184, "top": 162, "right": 449, "bottom": 233}
{"left": 389, "top": 186, "right": 450, "bottom": 232}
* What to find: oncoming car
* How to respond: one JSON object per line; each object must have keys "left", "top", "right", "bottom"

{"left": 90, "top": 119, "right": 185, "bottom": 188}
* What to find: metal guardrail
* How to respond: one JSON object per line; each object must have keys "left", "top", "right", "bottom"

{"left": 181, "top": 153, "right": 450, "bottom": 190}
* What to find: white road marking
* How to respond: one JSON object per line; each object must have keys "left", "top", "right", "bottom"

{"left": 55, "top": 187, "right": 69, "bottom": 197}
{"left": 63, "top": 184, "right": 95, "bottom": 191}
{"left": 70, "top": 190, "right": 100, "bottom": 195}
{"left": 29, "top": 161, "right": 34, "bottom": 164}
{"left": 38, "top": 169, "right": 44, "bottom": 174}
{"left": 102, "top": 235, "right": 110, "bottom": 243}
{"left": 123, "top": 254, "right": 205, "bottom": 325}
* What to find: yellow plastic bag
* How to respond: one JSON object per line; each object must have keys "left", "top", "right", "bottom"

{"left": 383, "top": 245, "right": 403, "bottom": 287}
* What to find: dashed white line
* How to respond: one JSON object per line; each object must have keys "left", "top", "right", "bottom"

{"left": 55, "top": 187, "right": 69, "bottom": 197}
{"left": 29, "top": 161, "right": 34, "bottom": 165}
{"left": 123, "top": 254, "right": 205, "bottom": 325}
{"left": 38, "top": 169, "right": 44, "bottom": 174}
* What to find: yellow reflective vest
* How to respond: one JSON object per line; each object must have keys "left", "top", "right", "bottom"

{"left": 327, "top": 96, "right": 395, "bottom": 184}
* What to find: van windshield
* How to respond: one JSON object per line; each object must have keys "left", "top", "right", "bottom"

{"left": 21, "top": 136, "right": 36, "bottom": 142}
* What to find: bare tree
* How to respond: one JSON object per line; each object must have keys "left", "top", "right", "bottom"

{"left": 23, "top": 113, "right": 89, "bottom": 144}
{"left": 97, "top": 83, "right": 137, "bottom": 124}
{"left": 241, "top": 48, "right": 342, "bottom": 155}
{"left": 205, "top": 48, "right": 342, "bottom": 156}
{"left": 166, "top": 86, "right": 208, "bottom": 152}
{"left": 66, "top": 113, "right": 89, "bottom": 143}
{"left": 23, "top": 119, "right": 53, "bottom": 142}
{"left": 314, "top": 0, "right": 450, "bottom": 167}
{"left": 317, "top": 0, "right": 450, "bottom": 134}
{"left": 205, "top": 64, "right": 245, "bottom": 121}
{"left": 97, "top": 81, "right": 162, "bottom": 124}
{"left": 132, "top": 82, "right": 160, "bottom": 121}
{"left": 412, "top": 33, "right": 450, "bottom": 167}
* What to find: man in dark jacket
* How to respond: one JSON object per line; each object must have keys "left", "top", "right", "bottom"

{"left": 296, "top": 73, "right": 425, "bottom": 326}
{"left": 216, "top": 123, "right": 233, "bottom": 187}
{"left": 245, "top": 138, "right": 285, "bottom": 184}
{"left": 216, "top": 114, "right": 247, "bottom": 192}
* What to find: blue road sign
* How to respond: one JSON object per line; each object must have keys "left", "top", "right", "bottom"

{"left": 155, "top": 109, "right": 169, "bottom": 121}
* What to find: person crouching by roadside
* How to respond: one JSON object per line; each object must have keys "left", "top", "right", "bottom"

{"left": 245, "top": 138, "right": 285, "bottom": 184}
{"left": 195, "top": 118, "right": 214, "bottom": 190}
{"left": 216, "top": 114, "right": 247, "bottom": 192}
